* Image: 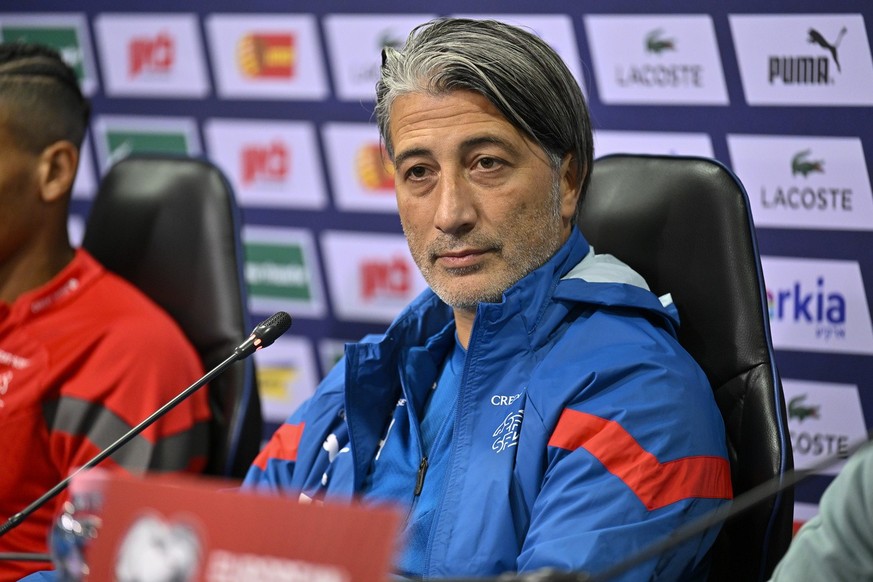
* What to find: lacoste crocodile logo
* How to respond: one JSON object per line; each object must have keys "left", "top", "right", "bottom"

{"left": 808, "top": 27, "right": 847, "bottom": 73}
{"left": 788, "top": 394, "right": 820, "bottom": 422}
{"left": 645, "top": 29, "right": 675, "bottom": 55}
{"left": 791, "top": 149, "right": 825, "bottom": 177}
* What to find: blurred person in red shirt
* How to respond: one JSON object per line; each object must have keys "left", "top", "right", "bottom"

{"left": 0, "top": 42, "right": 211, "bottom": 581}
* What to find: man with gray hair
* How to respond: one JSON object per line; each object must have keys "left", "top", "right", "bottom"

{"left": 246, "top": 18, "right": 731, "bottom": 580}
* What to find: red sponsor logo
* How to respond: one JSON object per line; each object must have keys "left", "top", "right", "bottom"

{"left": 129, "top": 32, "right": 175, "bottom": 77}
{"left": 241, "top": 141, "right": 290, "bottom": 186}
{"left": 355, "top": 143, "right": 395, "bottom": 191}
{"left": 237, "top": 33, "right": 295, "bottom": 78}
{"left": 361, "top": 256, "right": 411, "bottom": 300}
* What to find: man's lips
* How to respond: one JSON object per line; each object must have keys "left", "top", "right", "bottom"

{"left": 435, "top": 248, "right": 489, "bottom": 268}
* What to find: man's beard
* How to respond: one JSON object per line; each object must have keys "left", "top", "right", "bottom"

{"left": 403, "top": 175, "right": 565, "bottom": 310}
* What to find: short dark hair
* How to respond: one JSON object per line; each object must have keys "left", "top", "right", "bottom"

{"left": 375, "top": 18, "right": 594, "bottom": 213}
{"left": 0, "top": 42, "right": 91, "bottom": 152}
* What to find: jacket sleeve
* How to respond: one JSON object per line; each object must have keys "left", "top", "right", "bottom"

{"left": 243, "top": 357, "right": 348, "bottom": 493}
{"left": 518, "top": 349, "right": 732, "bottom": 581}
{"left": 769, "top": 444, "right": 873, "bottom": 582}
{"left": 243, "top": 405, "right": 309, "bottom": 492}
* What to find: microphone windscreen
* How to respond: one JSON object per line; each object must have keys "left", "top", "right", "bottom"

{"left": 253, "top": 311, "right": 292, "bottom": 347}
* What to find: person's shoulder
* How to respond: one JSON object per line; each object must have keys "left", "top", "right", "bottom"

{"left": 88, "top": 269, "right": 177, "bottom": 322}
{"left": 549, "top": 299, "right": 685, "bottom": 362}
{"left": 535, "top": 299, "right": 716, "bottom": 424}
{"left": 835, "top": 443, "right": 873, "bottom": 490}
{"left": 81, "top": 268, "right": 197, "bottom": 356}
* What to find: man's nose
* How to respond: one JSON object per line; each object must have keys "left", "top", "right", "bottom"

{"left": 434, "top": 172, "right": 477, "bottom": 235}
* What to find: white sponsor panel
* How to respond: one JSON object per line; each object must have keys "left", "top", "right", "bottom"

{"left": 782, "top": 378, "right": 868, "bottom": 475}
{"left": 322, "top": 122, "right": 397, "bottom": 213}
{"left": 243, "top": 226, "right": 326, "bottom": 319}
{"left": 0, "top": 13, "right": 99, "bottom": 95}
{"left": 254, "top": 336, "right": 319, "bottom": 423}
{"left": 727, "top": 134, "right": 873, "bottom": 231}
{"left": 91, "top": 115, "right": 201, "bottom": 174}
{"left": 594, "top": 130, "right": 714, "bottom": 158}
{"left": 203, "top": 118, "right": 327, "bottom": 210}
{"left": 93, "top": 13, "right": 209, "bottom": 98}
{"left": 320, "top": 231, "right": 427, "bottom": 323}
{"left": 762, "top": 256, "right": 873, "bottom": 355}
{"left": 205, "top": 14, "right": 327, "bottom": 100}
{"left": 323, "top": 14, "right": 435, "bottom": 101}
{"left": 452, "top": 13, "right": 586, "bottom": 92}
{"left": 729, "top": 14, "right": 873, "bottom": 106}
{"left": 72, "top": 135, "right": 97, "bottom": 200}
{"left": 584, "top": 14, "right": 728, "bottom": 105}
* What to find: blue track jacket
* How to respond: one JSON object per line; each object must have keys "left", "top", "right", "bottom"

{"left": 244, "top": 228, "right": 732, "bottom": 580}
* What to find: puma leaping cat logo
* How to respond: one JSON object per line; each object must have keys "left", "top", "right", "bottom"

{"left": 808, "top": 27, "right": 848, "bottom": 72}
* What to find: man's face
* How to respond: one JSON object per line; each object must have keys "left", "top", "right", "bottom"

{"left": 0, "top": 109, "right": 42, "bottom": 266}
{"left": 389, "top": 90, "right": 578, "bottom": 310}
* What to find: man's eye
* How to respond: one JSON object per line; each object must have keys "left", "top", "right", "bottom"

{"left": 478, "top": 157, "right": 499, "bottom": 169}
{"left": 407, "top": 166, "right": 427, "bottom": 179}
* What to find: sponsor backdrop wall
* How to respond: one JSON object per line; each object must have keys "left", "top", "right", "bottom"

{"left": 4, "top": 0, "right": 872, "bottom": 523}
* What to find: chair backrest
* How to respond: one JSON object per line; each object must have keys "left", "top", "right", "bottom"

{"left": 580, "top": 154, "right": 793, "bottom": 581}
{"left": 82, "top": 154, "right": 262, "bottom": 479}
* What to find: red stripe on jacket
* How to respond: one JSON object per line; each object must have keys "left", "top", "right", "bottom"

{"left": 253, "top": 422, "right": 305, "bottom": 470}
{"left": 548, "top": 408, "right": 732, "bottom": 510}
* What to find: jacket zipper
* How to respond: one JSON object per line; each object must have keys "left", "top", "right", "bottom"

{"left": 414, "top": 456, "right": 429, "bottom": 496}
{"left": 423, "top": 327, "right": 475, "bottom": 575}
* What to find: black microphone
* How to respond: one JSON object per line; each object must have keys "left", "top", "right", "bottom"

{"left": 0, "top": 311, "right": 293, "bottom": 539}
{"left": 234, "top": 311, "right": 292, "bottom": 358}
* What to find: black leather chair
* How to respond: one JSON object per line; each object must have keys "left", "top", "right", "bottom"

{"left": 82, "top": 154, "right": 262, "bottom": 479}
{"left": 580, "top": 154, "right": 793, "bottom": 581}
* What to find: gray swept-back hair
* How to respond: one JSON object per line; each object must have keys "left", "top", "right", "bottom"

{"left": 375, "top": 18, "right": 594, "bottom": 213}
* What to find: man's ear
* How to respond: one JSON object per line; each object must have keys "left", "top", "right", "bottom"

{"left": 559, "top": 153, "right": 582, "bottom": 223}
{"left": 37, "top": 140, "right": 79, "bottom": 203}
